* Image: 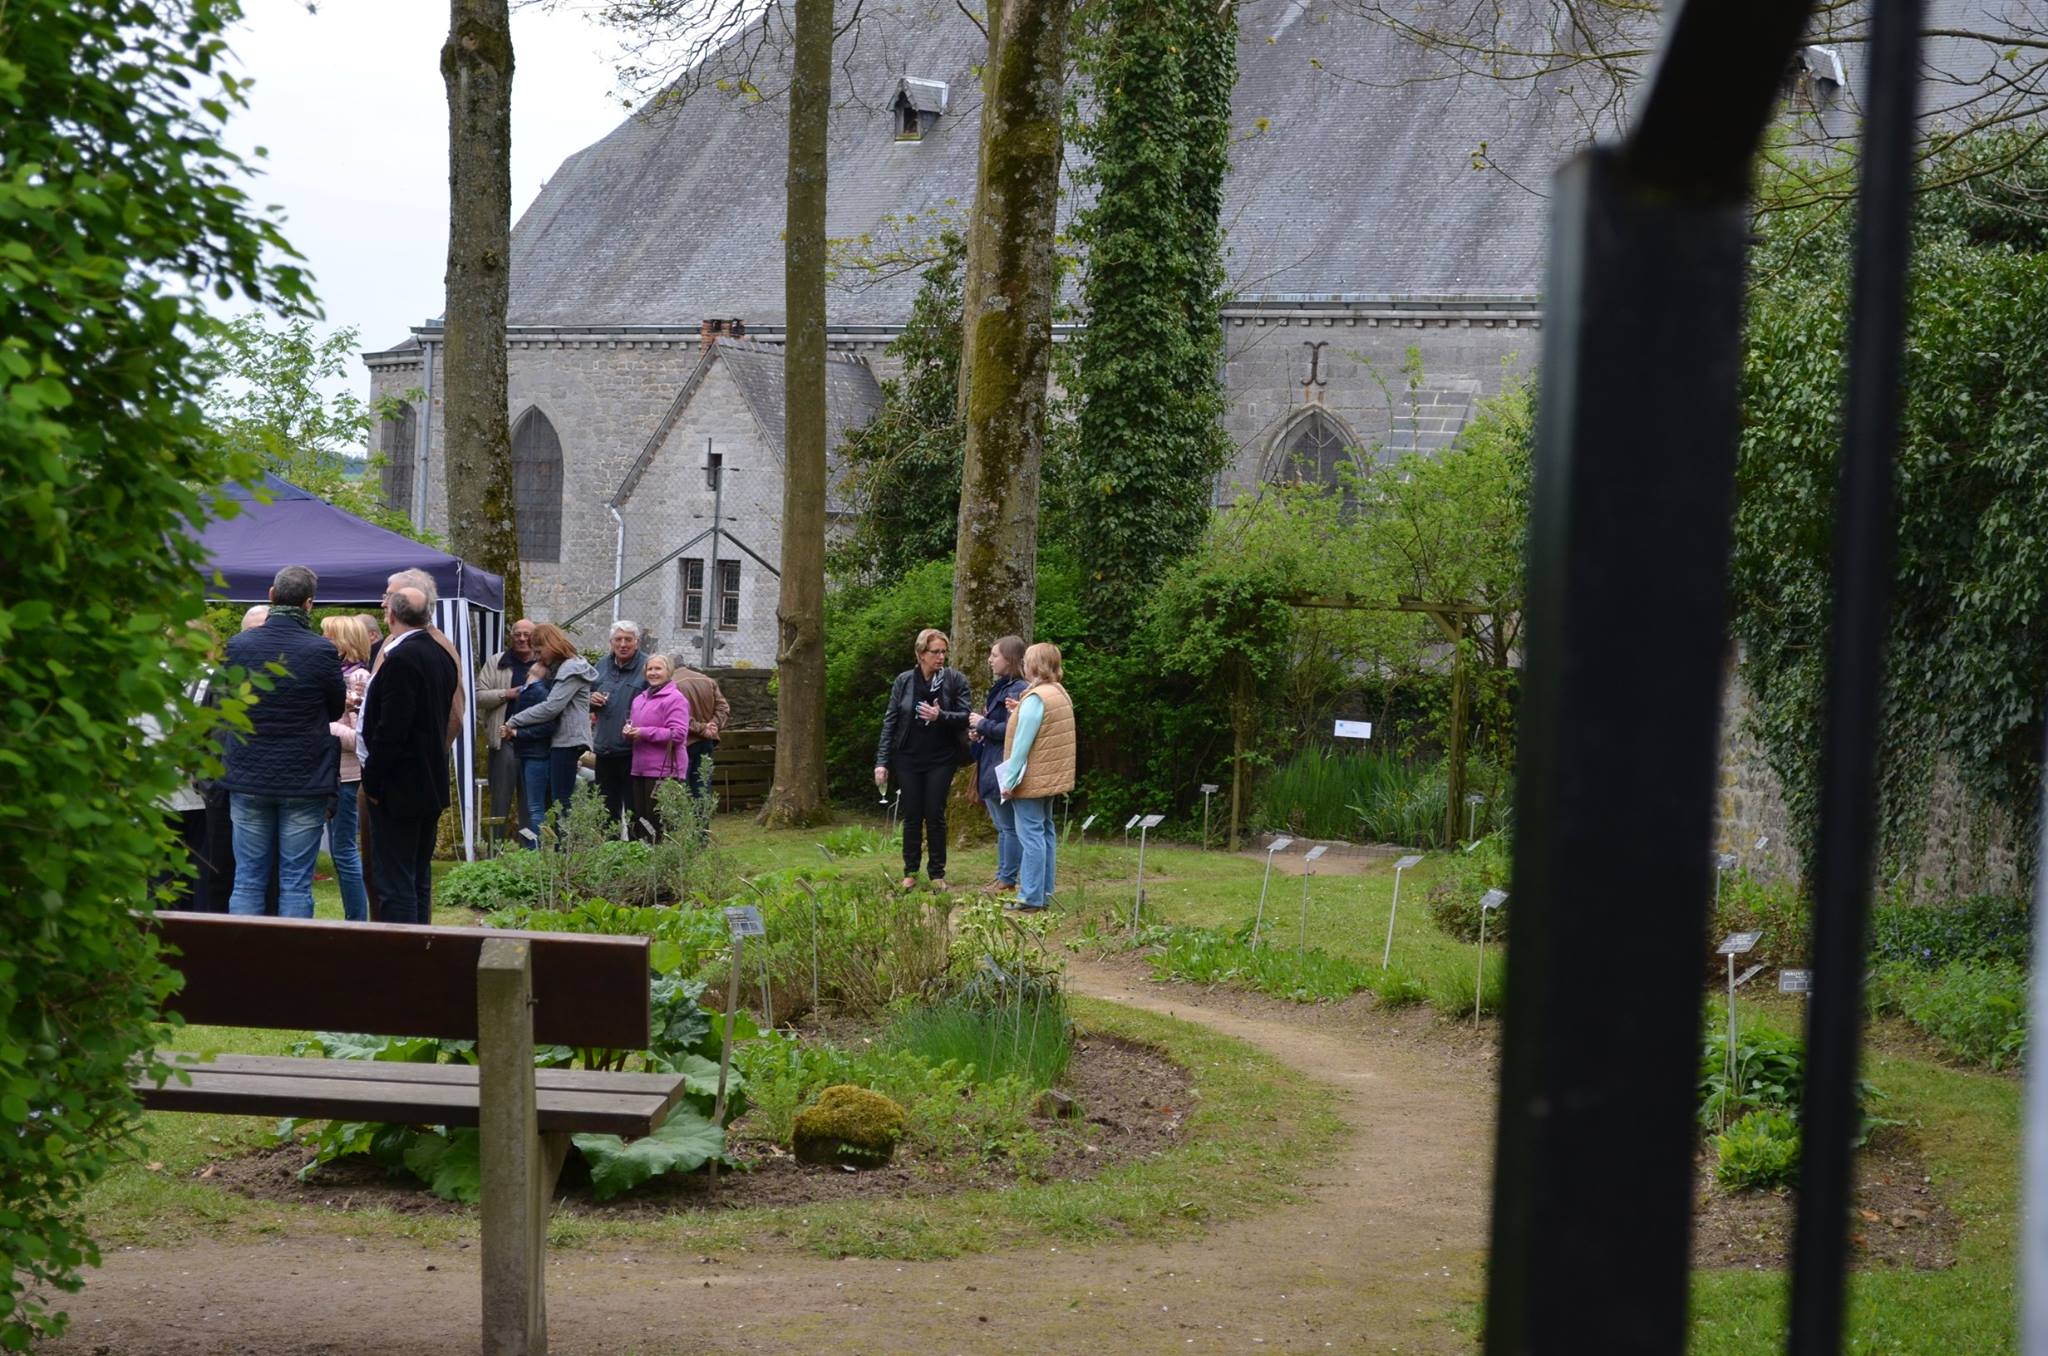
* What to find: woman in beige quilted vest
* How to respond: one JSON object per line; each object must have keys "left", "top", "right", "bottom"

{"left": 997, "top": 642, "right": 1076, "bottom": 911}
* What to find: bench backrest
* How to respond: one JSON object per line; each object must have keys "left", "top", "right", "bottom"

{"left": 147, "top": 914, "right": 651, "bottom": 1049}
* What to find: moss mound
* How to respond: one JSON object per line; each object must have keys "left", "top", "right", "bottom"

{"left": 791, "top": 1084, "right": 908, "bottom": 1168}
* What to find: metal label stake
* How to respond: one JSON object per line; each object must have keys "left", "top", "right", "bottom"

{"left": 1124, "top": 812, "right": 1142, "bottom": 849}
{"left": 1717, "top": 930, "right": 1762, "bottom": 1107}
{"left": 1299, "top": 844, "right": 1329, "bottom": 954}
{"left": 1199, "top": 784, "right": 1219, "bottom": 849}
{"left": 1476, "top": 889, "right": 1507, "bottom": 1025}
{"left": 1132, "top": 813, "right": 1165, "bottom": 932}
{"left": 1465, "top": 792, "right": 1485, "bottom": 842}
{"left": 1384, "top": 853, "right": 1425, "bottom": 969}
{"left": 1251, "top": 837, "right": 1294, "bottom": 950}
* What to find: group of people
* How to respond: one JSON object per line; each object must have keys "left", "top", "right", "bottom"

{"left": 874, "top": 630, "right": 1075, "bottom": 911}
{"left": 475, "top": 616, "right": 729, "bottom": 847}
{"left": 169, "top": 566, "right": 733, "bottom": 925}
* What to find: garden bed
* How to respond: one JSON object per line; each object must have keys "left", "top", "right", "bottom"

{"left": 191, "top": 1034, "right": 1189, "bottom": 1218}
{"left": 1690, "top": 1125, "right": 1961, "bottom": 1272}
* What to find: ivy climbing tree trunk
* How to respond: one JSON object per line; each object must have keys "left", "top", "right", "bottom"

{"left": 950, "top": 0, "right": 1071, "bottom": 688}
{"left": 1072, "top": 0, "right": 1235, "bottom": 642}
{"left": 440, "top": 0, "right": 523, "bottom": 617}
{"left": 758, "top": 0, "right": 832, "bottom": 827}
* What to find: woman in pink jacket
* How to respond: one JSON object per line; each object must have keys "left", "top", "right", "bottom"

{"left": 622, "top": 653, "right": 692, "bottom": 840}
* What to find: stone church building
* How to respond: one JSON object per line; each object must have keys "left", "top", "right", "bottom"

{"left": 366, "top": 0, "right": 1597, "bottom": 658}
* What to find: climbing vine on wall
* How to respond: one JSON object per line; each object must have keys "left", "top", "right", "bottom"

{"left": 1069, "top": 0, "right": 1237, "bottom": 638}
{"left": 1732, "top": 134, "right": 2048, "bottom": 887}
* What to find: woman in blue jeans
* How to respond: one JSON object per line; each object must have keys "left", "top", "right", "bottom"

{"left": 501, "top": 623, "right": 596, "bottom": 839}
{"left": 321, "top": 614, "right": 374, "bottom": 919}
{"left": 507, "top": 660, "right": 556, "bottom": 844}
{"left": 969, "top": 635, "right": 1028, "bottom": 893}
{"left": 996, "top": 643, "right": 1077, "bottom": 911}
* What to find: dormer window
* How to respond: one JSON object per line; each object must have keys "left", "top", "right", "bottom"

{"left": 890, "top": 76, "right": 949, "bottom": 141}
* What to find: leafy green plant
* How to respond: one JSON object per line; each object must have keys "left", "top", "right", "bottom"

{"left": 1869, "top": 960, "right": 2029, "bottom": 1069}
{"left": 1869, "top": 895, "right": 2030, "bottom": 970}
{"left": 1, "top": 0, "right": 315, "bottom": 1342}
{"left": 1255, "top": 745, "right": 1459, "bottom": 845}
{"left": 448, "top": 781, "right": 729, "bottom": 909}
{"left": 1424, "top": 833, "right": 1510, "bottom": 942}
{"left": 1698, "top": 1021, "right": 1807, "bottom": 1131}
{"left": 1713, "top": 1109, "right": 1801, "bottom": 1190}
{"left": 1708, "top": 868, "right": 1811, "bottom": 972}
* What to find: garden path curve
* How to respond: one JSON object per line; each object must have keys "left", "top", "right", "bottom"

{"left": 45, "top": 961, "right": 1494, "bottom": 1355}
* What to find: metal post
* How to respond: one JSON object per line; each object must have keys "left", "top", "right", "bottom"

{"left": 1726, "top": 951, "right": 1739, "bottom": 1108}
{"left": 1475, "top": 906, "right": 1488, "bottom": 1029}
{"left": 1297, "top": 859, "right": 1312, "bottom": 955}
{"left": 1383, "top": 860, "right": 1410, "bottom": 969}
{"left": 1132, "top": 821, "right": 1152, "bottom": 932}
{"left": 1251, "top": 837, "right": 1290, "bottom": 950}
{"left": 701, "top": 446, "right": 721, "bottom": 667}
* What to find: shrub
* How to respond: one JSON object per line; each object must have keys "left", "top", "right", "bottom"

{"left": 884, "top": 993, "right": 1074, "bottom": 1090}
{"left": 1425, "top": 833, "right": 1510, "bottom": 942}
{"left": 1698, "top": 1019, "right": 1806, "bottom": 1130}
{"left": 1869, "top": 960, "right": 2028, "bottom": 1069}
{"left": 791, "top": 1085, "right": 909, "bottom": 1166}
{"left": 444, "top": 781, "right": 731, "bottom": 909}
{"left": 1869, "top": 895, "right": 2030, "bottom": 970}
{"left": 823, "top": 560, "right": 955, "bottom": 798}
{"left": 1713, "top": 1109, "right": 1801, "bottom": 1190}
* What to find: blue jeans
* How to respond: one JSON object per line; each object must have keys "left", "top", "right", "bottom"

{"left": 227, "top": 792, "right": 327, "bottom": 918}
{"left": 329, "top": 783, "right": 368, "bottom": 921}
{"left": 1012, "top": 796, "right": 1057, "bottom": 908}
{"left": 519, "top": 756, "right": 552, "bottom": 845}
{"left": 984, "top": 793, "right": 1021, "bottom": 885}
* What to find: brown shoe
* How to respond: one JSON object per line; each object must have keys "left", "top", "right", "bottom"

{"left": 899, "top": 876, "right": 917, "bottom": 890}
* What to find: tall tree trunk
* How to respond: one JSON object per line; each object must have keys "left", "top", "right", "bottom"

{"left": 441, "top": 0, "right": 522, "bottom": 617}
{"left": 949, "top": 0, "right": 1071, "bottom": 688}
{"left": 758, "top": 0, "right": 832, "bottom": 827}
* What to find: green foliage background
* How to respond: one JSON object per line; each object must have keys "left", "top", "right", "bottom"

{"left": 0, "top": 1, "right": 311, "bottom": 1344}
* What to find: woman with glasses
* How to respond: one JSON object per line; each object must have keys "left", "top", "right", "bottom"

{"left": 874, "top": 627, "right": 971, "bottom": 888}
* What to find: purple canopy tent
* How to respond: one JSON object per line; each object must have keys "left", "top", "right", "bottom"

{"left": 192, "top": 474, "right": 505, "bottom": 860}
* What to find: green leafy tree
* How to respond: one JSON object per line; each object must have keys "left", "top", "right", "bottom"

{"left": 1733, "top": 133, "right": 2048, "bottom": 884}
{"left": 198, "top": 314, "right": 435, "bottom": 543}
{"left": 0, "top": 2, "right": 309, "bottom": 1344}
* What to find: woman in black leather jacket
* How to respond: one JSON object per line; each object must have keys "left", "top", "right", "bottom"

{"left": 874, "top": 627, "right": 971, "bottom": 888}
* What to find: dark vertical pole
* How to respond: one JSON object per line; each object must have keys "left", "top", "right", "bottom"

{"left": 1789, "top": 2, "right": 1923, "bottom": 1351}
{"left": 1482, "top": 5, "right": 1817, "bottom": 1351}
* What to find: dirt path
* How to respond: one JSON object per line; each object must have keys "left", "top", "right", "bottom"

{"left": 47, "top": 964, "right": 1494, "bottom": 1355}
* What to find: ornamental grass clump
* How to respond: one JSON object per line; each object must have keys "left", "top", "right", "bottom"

{"left": 791, "top": 1085, "right": 908, "bottom": 1167}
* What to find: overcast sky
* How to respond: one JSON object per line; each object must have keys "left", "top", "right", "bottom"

{"left": 220, "top": 1, "right": 633, "bottom": 420}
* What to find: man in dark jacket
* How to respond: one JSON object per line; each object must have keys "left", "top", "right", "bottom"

{"left": 219, "top": 564, "right": 345, "bottom": 918}
{"left": 587, "top": 620, "right": 649, "bottom": 831}
{"left": 359, "top": 586, "right": 459, "bottom": 925}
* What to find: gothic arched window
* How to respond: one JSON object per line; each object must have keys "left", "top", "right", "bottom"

{"left": 1270, "top": 408, "right": 1359, "bottom": 490}
{"left": 512, "top": 407, "right": 564, "bottom": 562}
{"left": 379, "top": 401, "right": 417, "bottom": 513}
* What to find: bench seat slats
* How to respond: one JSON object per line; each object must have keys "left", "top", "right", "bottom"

{"left": 138, "top": 1055, "right": 686, "bottom": 1137}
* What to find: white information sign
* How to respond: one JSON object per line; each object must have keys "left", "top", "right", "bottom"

{"left": 1333, "top": 719, "right": 1374, "bottom": 740}
{"left": 1479, "top": 889, "right": 1507, "bottom": 912}
{"left": 1755, "top": 834, "right": 1771, "bottom": 852}
{"left": 724, "top": 906, "right": 766, "bottom": 938}
{"left": 1139, "top": 813, "right": 1166, "bottom": 829}
{"left": 1080, "top": 814, "right": 1097, "bottom": 832}
{"left": 1717, "top": 931, "right": 1762, "bottom": 956}
{"left": 1734, "top": 964, "right": 1763, "bottom": 988}
{"left": 1267, "top": 836, "right": 1294, "bottom": 854}
{"left": 1303, "top": 844, "right": 1329, "bottom": 863}
{"left": 1778, "top": 969, "right": 1813, "bottom": 994}
{"left": 1199, "top": 783, "right": 1219, "bottom": 795}
{"left": 1125, "top": 813, "right": 1143, "bottom": 830}
{"left": 1715, "top": 852, "right": 1738, "bottom": 871}
{"left": 1394, "top": 854, "right": 1425, "bottom": 871}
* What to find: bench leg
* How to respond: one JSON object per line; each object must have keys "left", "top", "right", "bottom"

{"left": 479, "top": 938, "right": 561, "bottom": 1356}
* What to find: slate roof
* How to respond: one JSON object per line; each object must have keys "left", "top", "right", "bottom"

{"left": 505, "top": 0, "right": 1586, "bottom": 326}
{"left": 612, "top": 339, "right": 884, "bottom": 513}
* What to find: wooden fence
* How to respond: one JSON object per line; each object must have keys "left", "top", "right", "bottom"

{"left": 710, "top": 728, "right": 775, "bottom": 811}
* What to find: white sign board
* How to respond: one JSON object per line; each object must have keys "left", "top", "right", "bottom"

{"left": 1394, "top": 854, "right": 1424, "bottom": 871}
{"left": 1755, "top": 835, "right": 1771, "bottom": 852}
{"left": 1125, "top": 814, "right": 1143, "bottom": 830}
{"left": 1778, "top": 969, "right": 1813, "bottom": 994}
{"left": 1715, "top": 853, "right": 1738, "bottom": 871}
{"left": 1464, "top": 792, "right": 1485, "bottom": 806}
{"left": 1199, "top": 783, "right": 1219, "bottom": 795}
{"left": 1267, "top": 836, "right": 1294, "bottom": 854}
{"left": 1139, "top": 813, "right": 1166, "bottom": 829}
{"left": 1333, "top": 719, "right": 1373, "bottom": 740}
{"left": 1734, "top": 964, "right": 1763, "bottom": 988}
{"left": 1303, "top": 844, "right": 1329, "bottom": 862}
{"left": 1717, "top": 931, "right": 1762, "bottom": 956}
{"left": 723, "top": 906, "right": 766, "bottom": 938}
{"left": 1080, "top": 814, "right": 1097, "bottom": 832}
{"left": 1479, "top": 889, "right": 1507, "bottom": 912}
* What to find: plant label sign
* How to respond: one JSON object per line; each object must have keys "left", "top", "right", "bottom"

{"left": 1125, "top": 814, "right": 1143, "bottom": 831}
{"left": 1139, "top": 813, "right": 1166, "bottom": 830}
{"left": 1394, "top": 854, "right": 1424, "bottom": 871}
{"left": 1479, "top": 888, "right": 1507, "bottom": 912}
{"left": 1199, "top": 783, "right": 1219, "bottom": 795}
{"left": 638, "top": 817, "right": 658, "bottom": 840}
{"left": 1333, "top": 719, "right": 1373, "bottom": 740}
{"left": 1303, "top": 844, "right": 1329, "bottom": 862}
{"left": 1268, "top": 836, "right": 1294, "bottom": 854}
{"left": 1080, "top": 814, "right": 1097, "bottom": 832}
{"left": 1734, "top": 964, "right": 1763, "bottom": 988}
{"left": 1717, "top": 931, "right": 1761, "bottom": 956}
{"left": 1779, "top": 969, "right": 1814, "bottom": 994}
{"left": 1755, "top": 834, "right": 1771, "bottom": 852}
{"left": 1715, "top": 852, "right": 1738, "bottom": 871}
{"left": 723, "top": 906, "right": 766, "bottom": 939}
{"left": 1464, "top": 793, "right": 1485, "bottom": 806}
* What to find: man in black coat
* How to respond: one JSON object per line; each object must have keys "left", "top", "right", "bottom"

{"left": 358, "top": 586, "right": 458, "bottom": 925}
{"left": 219, "top": 566, "right": 344, "bottom": 918}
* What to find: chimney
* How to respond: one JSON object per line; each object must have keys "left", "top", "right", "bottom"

{"left": 729, "top": 318, "right": 746, "bottom": 341}
{"left": 699, "top": 317, "right": 747, "bottom": 352}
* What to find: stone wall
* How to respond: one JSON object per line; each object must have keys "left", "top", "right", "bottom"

{"left": 1714, "top": 664, "right": 2025, "bottom": 901}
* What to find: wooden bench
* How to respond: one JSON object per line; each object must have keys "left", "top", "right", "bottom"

{"left": 137, "top": 913, "right": 682, "bottom": 1356}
